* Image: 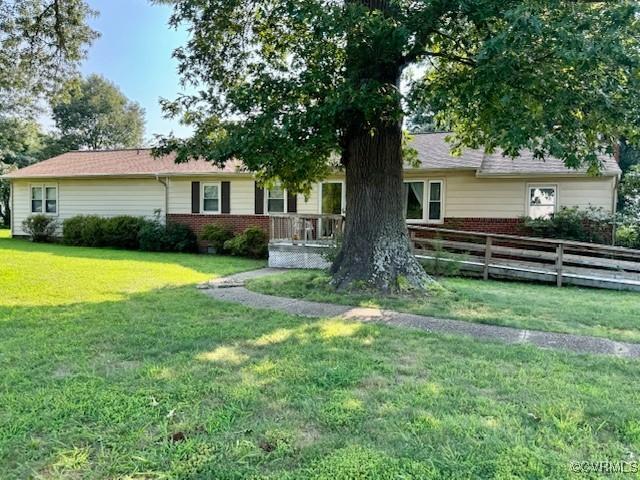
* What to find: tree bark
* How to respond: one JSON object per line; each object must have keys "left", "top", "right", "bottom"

{"left": 330, "top": 121, "right": 434, "bottom": 291}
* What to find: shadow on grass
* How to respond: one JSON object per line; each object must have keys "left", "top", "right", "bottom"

{"left": 1, "top": 284, "right": 640, "bottom": 478}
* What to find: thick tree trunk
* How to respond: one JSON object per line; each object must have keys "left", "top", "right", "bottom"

{"left": 330, "top": 122, "right": 433, "bottom": 291}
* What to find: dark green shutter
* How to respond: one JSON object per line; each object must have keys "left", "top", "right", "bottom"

{"left": 191, "top": 181, "right": 200, "bottom": 213}
{"left": 255, "top": 183, "right": 264, "bottom": 214}
{"left": 287, "top": 192, "right": 297, "bottom": 213}
{"left": 221, "top": 181, "right": 231, "bottom": 214}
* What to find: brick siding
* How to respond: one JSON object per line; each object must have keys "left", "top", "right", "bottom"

{"left": 441, "top": 217, "right": 528, "bottom": 235}
{"left": 167, "top": 214, "right": 270, "bottom": 251}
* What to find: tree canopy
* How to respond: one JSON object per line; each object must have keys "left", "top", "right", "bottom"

{"left": 0, "top": 0, "right": 97, "bottom": 117}
{"left": 156, "top": 0, "right": 640, "bottom": 190}
{"left": 51, "top": 74, "right": 146, "bottom": 150}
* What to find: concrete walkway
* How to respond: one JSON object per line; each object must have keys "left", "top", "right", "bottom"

{"left": 201, "top": 268, "right": 640, "bottom": 359}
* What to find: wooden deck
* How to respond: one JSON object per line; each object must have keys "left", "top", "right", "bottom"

{"left": 268, "top": 214, "right": 640, "bottom": 291}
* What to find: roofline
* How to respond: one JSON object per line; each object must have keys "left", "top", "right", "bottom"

{"left": 475, "top": 171, "right": 620, "bottom": 179}
{"left": 2, "top": 171, "right": 256, "bottom": 180}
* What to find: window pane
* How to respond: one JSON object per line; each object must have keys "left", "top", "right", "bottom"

{"left": 269, "top": 186, "right": 284, "bottom": 200}
{"left": 322, "top": 183, "right": 343, "bottom": 215}
{"left": 529, "top": 187, "right": 556, "bottom": 219}
{"left": 203, "top": 185, "right": 218, "bottom": 200}
{"left": 46, "top": 201, "right": 57, "bottom": 213}
{"left": 268, "top": 198, "right": 285, "bottom": 213}
{"left": 404, "top": 182, "right": 424, "bottom": 220}
{"left": 429, "top": 182, "right": 442, "bottom": 202}
{"left": 46, "top": 187, "right": 56, "bottom": 200}
{"left": 203, "top": 198, "right": 219, "bottom": 212}
{"left": 529, "top": 187, "right": 555, "bottom": 206}
{"left": 31, "top": 187, "right": 42, "bottom": 201}
{"left": 529, "top": 205, "right": 555, "bottom": 219}
{"left": 31, "top": 200, "right": 43, "bottom": 213}
{"left": 428, "top": 201, "right": 441, "bottom": 221}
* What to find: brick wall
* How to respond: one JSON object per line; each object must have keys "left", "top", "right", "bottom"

{"left": 168, "top": 214, "right": 269, "bottom": 251}
{"left": 441, "top": 217, "right": 528, "bottom": 235}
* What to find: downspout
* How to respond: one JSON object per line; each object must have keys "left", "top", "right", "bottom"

{"left": 612, "top": 174, "right": 620, "bottom": 246}
{"left": 155, "top": 175, "right": 169, "bottom": 224}
{"left": 10, "top": 180, "right": 14, "bottom": 237}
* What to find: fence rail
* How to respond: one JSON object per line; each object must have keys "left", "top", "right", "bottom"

{"left": 266, "top": 215, "right": 640, "bottom": 291}
{"left": 409, "top": 226, "right": 640, "bottom": 291}
{"left": 269, "top": 214, "right": 344, "bottom": 245}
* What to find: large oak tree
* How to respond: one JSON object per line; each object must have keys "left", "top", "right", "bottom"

{"left": 155, "top": 0, "right": 640, "bottom": 291}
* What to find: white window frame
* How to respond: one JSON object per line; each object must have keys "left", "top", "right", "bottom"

{"left": 266, "top": 186, "right": 288, "bottom": 214}
{"left": 30, "top": 184, "right": 58, "bottom": 216}
{"left": 527, "top": 184, "right": 558, "bottom": 219}
{"left": 426, "top": 180, "right": 444, "bottom": 224}
{"left": 404, "top": 180, "right": 426, "bottom": 224}
{"left": 318, "top": 180, "right": 346, "bottom": 216}
{"left": 201, "top": 182, "right": 221, "bottom": 215}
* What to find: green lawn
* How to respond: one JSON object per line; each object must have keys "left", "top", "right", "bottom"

{"left": 2, "top": 234, "right": 640, "bottom": 478}
{"left": 247, "top": 270, "right": 640, "bottom": 343}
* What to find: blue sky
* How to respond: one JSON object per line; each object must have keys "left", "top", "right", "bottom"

{"left": 54, "top": 0, "right": 193, "bottom": 142}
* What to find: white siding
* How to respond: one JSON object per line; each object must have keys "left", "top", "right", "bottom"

{"left": 297, "top": 183, "right": 320, "bottom": 214}
{"left": 10, "top": 172, "right": 616, "bottom": 236}
{"left": 12, "top": 178, "right": 165, "bottom": 235}
{"left": 168, "top": 177, "right": 256, "bottom": 215}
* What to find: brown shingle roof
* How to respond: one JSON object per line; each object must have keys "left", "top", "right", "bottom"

{"left": 4, "top": 134, "right": 620, "bottom": 178}
{"left": 412, "top": 132, "right": 620, "bottom": 176}
{"left": 4, "top": 149, "right": 246, "bottom": 178}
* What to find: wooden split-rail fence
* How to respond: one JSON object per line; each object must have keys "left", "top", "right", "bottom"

{"left": 267, "top": 214, "right": 640, "bottom": 291}
{"left": 409, "top": 226, "right": 640, "bottom": 292}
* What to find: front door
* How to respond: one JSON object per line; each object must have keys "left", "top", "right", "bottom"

{"left": 320, "top": 182, "right": 344, "bottom": 238}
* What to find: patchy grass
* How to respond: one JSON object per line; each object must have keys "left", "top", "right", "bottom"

{"left": 1, "top": 236, "right": 640, "bottom": 478}
{"left": 247, "top": 270, "right": 640, "bottom": 343}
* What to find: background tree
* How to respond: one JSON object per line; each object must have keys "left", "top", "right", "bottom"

{"left": 0, "top": 118, "right": 49, "bottom": 225}
{"left": 155, "top": 0, "right": 640, "bottom": 291}
{"left": 51, "top": 74, "right": 146, "bottom": 150}
{"left": 0, "top": 0, "right": 97, "bottom": 117}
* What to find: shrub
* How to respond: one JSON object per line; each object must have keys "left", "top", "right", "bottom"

{"left": 61, "top": 216, "right": 86, "bottom": 245}
{"left": 104, "top": 216, "right": 148, "bottom": 250}
{"left": 524, "top": 206, "right": 614, "bottom": 244}
{"left": 616, "top": 224, "right": 639, "bottom": 249}
{"left": 224, "top": 226, "right": 268, "bottom": 259}
{"left": 138, "top": 220, "right": 198, "bottom": 253}
{"left": 22, "top": 214, "right": 58, "bottom": 242}
{"left": 201, "top": 223, "right": 234, "bottom": 253}
{"left": 164, "top": 222, "right": 198, "bottom": 252}
{"left": 138, "top": 220, "right": 166, "bottom": 252}
{"left": 78, "top": 215, "right": 108, "bottom": 247}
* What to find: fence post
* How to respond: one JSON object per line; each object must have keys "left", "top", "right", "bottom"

{"left": 556, "top": 243, "right": 564, "bottom": 287}
{"left": 483, "top": 236, "right": 492, "bottom": 281}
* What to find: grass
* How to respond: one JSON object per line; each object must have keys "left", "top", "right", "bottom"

{"left": 247, "top": 270, "right": 640, "bottom": 343}
{"left": 1, "top": 234, "right": 640, "bottom": 478}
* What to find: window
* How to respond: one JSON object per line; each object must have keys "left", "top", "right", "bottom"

{"left": 321, "top": 182, "right": 344, "bottom": 215}
{"left": 202, "top": 183, "right": 220, "bottom": 213}
{"left": 267, "top": 186, "right": 286, "bottom": 213}
{"left": 427, "top": 181, "right": 443, "bottom": 222}
{"left": 31, "top": 185, "right": 57, "bottom": 214}
{"left": 403, "top": 182, "right": 424, "bottom": 221}
{"left": 528, "top": 185, "right": 556, "bottom": 219}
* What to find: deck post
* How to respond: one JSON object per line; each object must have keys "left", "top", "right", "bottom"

{"left": 483, "top": 236, "right": 492, "bottom": 281}
{"left": 556, "top": 243, "right": 564, "bottom": 287}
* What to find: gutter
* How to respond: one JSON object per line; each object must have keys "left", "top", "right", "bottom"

{"left": 155, "top": 175, "right": 169, "bottom": 224}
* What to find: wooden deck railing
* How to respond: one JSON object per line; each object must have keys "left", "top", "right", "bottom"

{"left": 408, "top": 226, "right": 640, "bottom": 290}
{"left": 269, "top": 214, "right": 344, "bottom": 245}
